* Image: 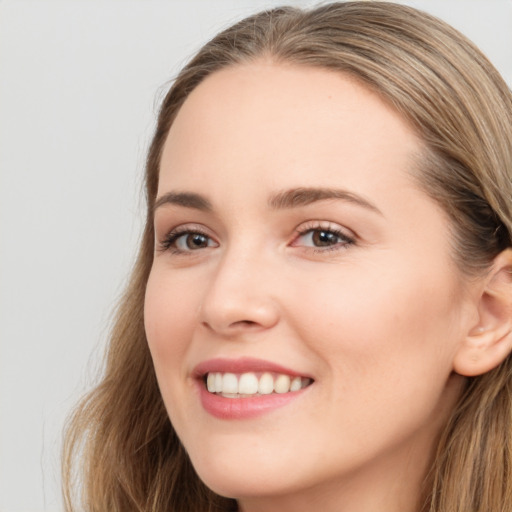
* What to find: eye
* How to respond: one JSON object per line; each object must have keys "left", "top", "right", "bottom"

{"left": 292, "top": 224, "right": 355, "bottom": 251}
{"left": 306, "top": 230, "right": 343, "bottom": 247}
{"left": 160, "top": 228, "right": 218, "bottom": 254}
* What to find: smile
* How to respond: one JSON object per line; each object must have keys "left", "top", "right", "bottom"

{"left": 206, "top": 371, "right": 312, "bottom": 397}
{"left": 194, "top": 357, "right": 314, "bottom": 419}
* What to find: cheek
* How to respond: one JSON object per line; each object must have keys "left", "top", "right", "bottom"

{"left": 309, "top": 259, "right": 461, "bottom": 351}
{"left": 293, "top": 261, "right": 463, "bottom": 408}
{"left": 144, "top": 267, "right": 199, "bottom": 376}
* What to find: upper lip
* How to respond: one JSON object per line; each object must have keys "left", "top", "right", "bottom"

{"left": 193, "top": 357, "right": 313, "bottom": 379}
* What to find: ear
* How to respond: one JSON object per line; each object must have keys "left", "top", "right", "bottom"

{"left": 453, "top": 249, "right": 512, "bottom": 377}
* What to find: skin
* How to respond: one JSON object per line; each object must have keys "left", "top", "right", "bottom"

{"left": 144, "top": 62, "right": 481, "bottom": 512}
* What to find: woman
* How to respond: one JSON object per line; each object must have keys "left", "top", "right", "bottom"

{"left": 63, "top": 2, "right": 512, "bottom": 511}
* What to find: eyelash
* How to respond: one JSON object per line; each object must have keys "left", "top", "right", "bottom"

{"left": 158, "top": 226, "right": 216, "bottom": 254}
{"left": 158, "top": 222, "right": 355, "bottom": 255}
{"left": 292, "top": 222, "right": 355, "bottom": 253}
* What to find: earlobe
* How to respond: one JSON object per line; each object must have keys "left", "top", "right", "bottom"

{"left": 453, "top": 249, "right": 512, "bottom": 377}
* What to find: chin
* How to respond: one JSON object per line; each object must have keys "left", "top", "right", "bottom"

{"left": 198, "top": 470, "right": 273, "bottom": 499}
{"left": 189, "top": 451, "right": 302, "bottom": 500}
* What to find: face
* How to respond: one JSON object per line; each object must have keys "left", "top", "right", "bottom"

{"left": 144, "top": 62, "right": 474, "bottom": 509}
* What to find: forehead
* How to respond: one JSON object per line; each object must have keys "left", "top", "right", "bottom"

{"left": 159, "top": 61, "right": 422, "bottom": 198}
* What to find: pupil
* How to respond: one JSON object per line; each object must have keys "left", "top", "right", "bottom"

{"left": 313, "top": 230, "right": 337, "bottom": 246}
{"left": 187, "top": 234, "right": 207, "bottom": 249}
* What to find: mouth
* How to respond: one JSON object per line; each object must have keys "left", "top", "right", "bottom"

{"left": 193, "top": 357, "right": 314, "bottom": 418}
{"left": 204, "top": 371, "right": 313, "bottom": 398}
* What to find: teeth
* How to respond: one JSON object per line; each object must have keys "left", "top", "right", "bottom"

{"left": 274, "top": 374, "right": 291, "bottom": 393}
{"left": 222, "top": 373, "right": 238, "bottom": 394}
{"left": 239, "top": 372, "right": 259, "bottom": 394}
{"left": 205, "top": 371, "right": 311, "bottom": 397}
{"left": 214, "top": 373, "right": 223, "bottom": 393}
{"left": 290, "top": 376, "right": 302, "bottom": 392}
{"left": 258, "top": 372, "right": 274, "bottom": 395}
{"left": 206, "top": 373, "right": 216, "bottom": 392}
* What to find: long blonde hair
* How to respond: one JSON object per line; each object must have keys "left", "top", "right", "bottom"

{"left": 63, "top": 3, "right": 512, "bottom": 511}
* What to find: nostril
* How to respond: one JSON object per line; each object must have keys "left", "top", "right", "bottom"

{"left": 231, "top": 320, "right": 259, "bottom": 328}
{"left": 201, "top": 319, "right": 262, "bottom": 334}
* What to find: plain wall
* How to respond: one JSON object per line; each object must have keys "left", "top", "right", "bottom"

{"left": 1, "top": 1, "right": 511, "bottom": 510}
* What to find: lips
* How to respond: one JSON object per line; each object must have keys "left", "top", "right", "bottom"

{"left": 194, "top": 356, "right": 311, "bottom": 377}
{"left": 193, "top": 357, "right": 314, "bottom": 419}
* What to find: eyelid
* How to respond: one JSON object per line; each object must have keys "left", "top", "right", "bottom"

{"left": 157, "top": 223, "right": 218, "bottom": 254}
{"left": 156, "top": 220, "right": 356, "bottom": 255}
{"left": 293, "top": 220, "right": 355, "bottom": 239}
{"left": 290, "top": 220, "right": 356, "bottom": 250}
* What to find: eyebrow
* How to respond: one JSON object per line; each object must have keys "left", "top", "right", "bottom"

{"left": 153, "top": 187, "right": 382, "bottom": 215}
{"left": 268, "top": 187, "right": 382, "bottom": 215}
{"left": 153, "top": 191, "right": 213, "bottom": 213}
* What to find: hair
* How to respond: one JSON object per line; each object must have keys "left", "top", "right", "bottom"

{"left": 62, "top": 2, "right": 512, "bottom": 511}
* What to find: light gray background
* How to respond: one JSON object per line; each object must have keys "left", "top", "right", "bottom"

{"left": 1, "top": 1, "right": 511, "bottom": 510}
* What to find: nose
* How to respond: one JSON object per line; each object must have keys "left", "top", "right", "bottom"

{"left": 199, "top": 249, "right": 280, "bottom": 337}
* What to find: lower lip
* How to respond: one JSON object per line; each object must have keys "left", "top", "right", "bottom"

{"left": 198, "top": 382, "right": 309, "bottom": 419}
